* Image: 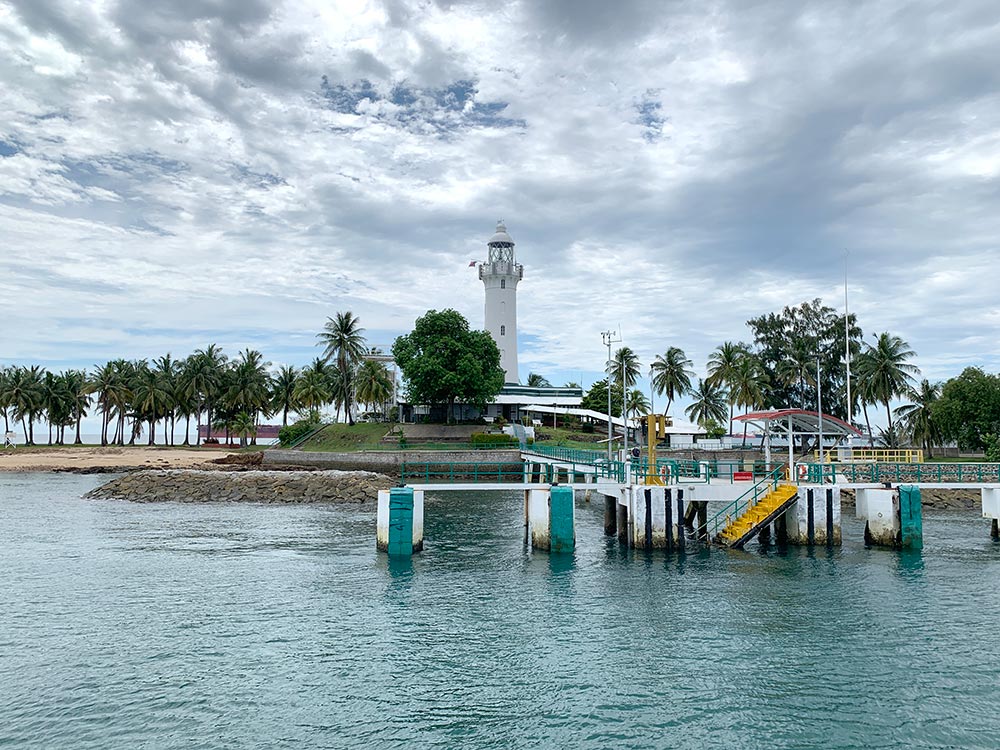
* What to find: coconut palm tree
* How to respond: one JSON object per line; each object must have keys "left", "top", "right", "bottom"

{"left": 231, "top": 411, "right": 256, "bottom": 448}
{"left": 855, "top": 333, "right": 919, "bottom": 443}
{"left": 526, "top": 372, "right": 550, "bottom": 387}
{"left": 270, "top": 365, "right": 300, "bottom": 427}
{"left": 649, "top": 347, "right": 693, "bottom": 416}
{"left": 707, "top": 341, "right": 752, "bottom": 435}
{"left": 132, "top": 363, "right": 169, "bottom": 445}
{"left": 318, "top": 311, "right": 366, "bottom": 425}
{"left": 894, "top": 379, "right": 941, "bottom": 457}
{"left": 609, "top": 346, "right": 641, "bottom": 390}
{"left": 355, "top": 359, "right": 393, "bottom": 419}
{"left": 0, "top": 366, "right": 13, "bottom": 436}
{"left": 625, "top": 388, "right": 650, "bottom": 419}
{"left": 191, "top": 345, "right": 228, "bottom": 443}
{"left": 685, "top": 379, "right": 728, "bottom": 428}
{"left": 730, "top": 354, "right": 768, "bottom": 446}
{"left": 294, "top": 368, "right": 332, "bottom": 419}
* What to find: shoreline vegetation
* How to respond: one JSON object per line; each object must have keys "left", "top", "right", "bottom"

{"left": 3, "top": 299, "right": 1000, "bottom": 461}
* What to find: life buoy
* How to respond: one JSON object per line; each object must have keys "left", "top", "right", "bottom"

{"left": 797, "top": 464, "right": 807, "bottom": 480}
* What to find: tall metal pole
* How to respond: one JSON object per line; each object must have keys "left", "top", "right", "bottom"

{"left": 622, "top": 359, "right": 628, "bottom": 458}
{"left": 601, "top": 330, "right": 621, "bottom": 460}
{"left": 817, "top": 355, "right": 824, "bottom": 466}
{"left": 844, "top": 251, "right": 852, "bottom": 439}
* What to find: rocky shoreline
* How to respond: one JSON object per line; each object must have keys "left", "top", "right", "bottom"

{"left": 85, "top": 469, "right": 394, "bottom": 504}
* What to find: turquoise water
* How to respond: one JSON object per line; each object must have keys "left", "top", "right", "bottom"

{"left": 3, "top": 473, "right": 1000, "bottom": 749}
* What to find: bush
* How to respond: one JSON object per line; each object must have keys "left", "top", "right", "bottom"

{"left": 278, "top": 419, "right": 320, "bottom": 446}
{"left": 985, "top": 434, "right": 1000, "bottom": 463}
{"left": 203, "top": 437, "right": 219, "bottom": 445}
{"left": 581, "top": 423, "right": 595, "bottom": 434}
{"left": 470, "top": 432, "right": 518, "bottom": 448}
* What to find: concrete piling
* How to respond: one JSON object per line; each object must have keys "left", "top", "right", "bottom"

{"left": 527, "top": 486, "right": 575, "bottom": 552}
{"left": 604, "top": 494, "right": 617, "bottom": 536}
{"left": 377, "top": 486, "right": 424, "bottom": 555}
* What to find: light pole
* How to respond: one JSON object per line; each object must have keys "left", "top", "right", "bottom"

{"left": 622, "top": 358, "right": 628, "bottom": 458}
{"left": 601, "top": 330, "right": 621, "bottom": 460}
{"left": 816, "top": 354, "right": 824, "bottom": 466}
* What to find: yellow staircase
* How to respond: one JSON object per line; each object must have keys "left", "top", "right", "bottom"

{"left": 717, "top": 483, "right": 800, "bottom": 548}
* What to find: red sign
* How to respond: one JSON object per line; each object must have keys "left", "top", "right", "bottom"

{"left": 733, "top": 471, "right": 754, "bottom": 481}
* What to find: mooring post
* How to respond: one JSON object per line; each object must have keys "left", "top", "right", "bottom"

{"left": 604, "top": 494, "right": 617, "bottom": 536}
{"left": 676, "top": 490, "right": 686, "bottom": 552}
{"left": 807, "top": 488, "right": 815, "bottom": 545}
{"left": 548, "top": 485, "right": 575, "bottom": 553}
{"left": 644, "top": 488, "right": 653, "bottom": 549}
{"left": 992, "top": 519, "right": 999, "bottom": 540}
{"left": 775, "top": 512, "right": 788, "bottom": 545}
{"left": 664, "top": 490, "right": 674, "bottom": 553}
{"left": 899, "top": 485, "right": 923, "bottom": 550}
{"left": 696, "top": 501, "right": 708, "bottom": 543}
{"left": 377, "top": 486, "right": 423, "bottom": 556}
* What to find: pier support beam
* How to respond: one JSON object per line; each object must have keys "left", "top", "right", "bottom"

{"left": 857, "top": 486, "right": 922, "bottom": 549}
{"left": 527, "top": 486, "right": 575, "bottom": 553}
{"left": 784, "top": 488, "right": 841, "bottom": 546}
{"left": 604, "top": 494, "right": 617, "bottom": 536}
{"left": 982, "top": 488, "right": 1000, "bottom": 539}
{"left": 377, "top": 486, "right": 424, "bottom": 555}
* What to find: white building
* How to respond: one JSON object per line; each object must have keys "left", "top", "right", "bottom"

{"left": 478, "top": 220, "right": 522, "bottom": 384}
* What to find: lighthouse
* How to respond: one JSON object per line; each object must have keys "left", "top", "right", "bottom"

{"left": 479, "top": 220, "right": 523, "bottom": 384}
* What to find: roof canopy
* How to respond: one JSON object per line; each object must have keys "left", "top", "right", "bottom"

{"left": 734, "top": 409, "right": 861, "bottom": 438}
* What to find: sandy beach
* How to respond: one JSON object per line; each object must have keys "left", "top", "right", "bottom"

{"left": 0, "top": 446, "right": 233, "bottom": 473}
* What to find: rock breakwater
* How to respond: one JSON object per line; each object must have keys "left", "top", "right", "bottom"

{"left": 85, "top": 469, "right": 394, "bottom": 503}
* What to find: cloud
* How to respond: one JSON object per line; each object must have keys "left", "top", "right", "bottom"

{"left": 1, "top": 0, "right": 999, "bottom": 431}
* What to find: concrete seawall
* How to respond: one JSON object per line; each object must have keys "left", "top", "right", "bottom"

{"left": 263, "top": 449, "right": 523, "bottom": 476}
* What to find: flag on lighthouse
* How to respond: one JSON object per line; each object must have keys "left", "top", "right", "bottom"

{"left": 468, "top": 260, "right": 477, "bottom": 267}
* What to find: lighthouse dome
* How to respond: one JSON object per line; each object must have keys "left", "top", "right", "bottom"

{"left": 488, "top": 220, "right": 514, "bottom": 245}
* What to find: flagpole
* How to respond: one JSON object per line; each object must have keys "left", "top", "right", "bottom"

{"left": 844, "top": 251, "right": 852, "bottom": 442}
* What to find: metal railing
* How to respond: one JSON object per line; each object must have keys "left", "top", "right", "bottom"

{"left": 798, "top": 461, "right": 1000, "bottom": 484}
{"left": 814, "top": 448, "right": 924, "bottom": 463}
{"left": 709, "top": 466, "right": 786, "bottom": 538}
{"left": 400, "top": 460, "right": 602, "bottom": 484}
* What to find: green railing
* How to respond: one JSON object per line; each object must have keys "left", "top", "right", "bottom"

{"left": 708, "top": 467, "right": 786, "bottom": 539}
{"left": 523, "top": 444, "right": 607, "bottom": 465}
{"left": 400, "top": 460, "right": 605, "bottom": 484}
{"left": 797, "top": 461, "right": 1000, "bottom": 484}
{"left": 299, "top": 440, "right": 523, "bottom": 453}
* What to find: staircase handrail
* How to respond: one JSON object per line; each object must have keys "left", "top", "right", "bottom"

{"left": 709, "top": 466, "right": 786, "bottom": 538}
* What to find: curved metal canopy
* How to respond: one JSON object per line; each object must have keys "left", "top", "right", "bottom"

{"left": 734, "top": 409, "right": 861, "bottom": 438}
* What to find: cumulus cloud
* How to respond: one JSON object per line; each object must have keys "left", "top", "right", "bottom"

{"left": 1, "top": 0, "right": 999, "bottom": 425}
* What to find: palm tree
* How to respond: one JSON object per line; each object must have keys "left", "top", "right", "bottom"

{"left": 191, "top": 345, "right": 228, "bottom": 443}
{"left": 685, "top": 379, "right": 728, "bottom": 428}
{"left": 650, "top": 347, "right": 694, "bottom": 416}
{"left": 355, "top": 359, "right": 393, "bottom": 419}
{"left": 294, "top": 368, "right": 332, "bottom": 419}
{"left": 270, "top": 365, "right": 300, "bottom": 426}
{"left": 132, "top": 363, "right": 169, "bottom": 445}
{"left": 707, "top": 341, "right": 752, "bottom": 435}
{"left": 231, "top": 411, "right": 256, "bottom": 448}
{"left": 609, "top": 346, "right": 641, "bottom": 390}
{"left": 9, "top": 366, "right": 45, "bottom": 444}
{"left": 0, "top": 366, "right": 13, "bottom": 435}
{"left": 317, "top": 312, "right": 366, "bottom": 425}
{"left": 730, "top": 355, "right": 768, "bottom": 446}
{"left": 625, "top": 388, "right": 650, "bottom": 419}
{"left": 856, "top": 333, "right": 919, "bottom": 442}
{"left": 62, "top": 369, "right": 91, "bottom": 445}
{"left": 894, "top": 379, "right": 941, "bottom": 457}
{"left": 153, "top": 354, "right": 180, "bottom": 445}
{"left": 526, "top": 372, "right": 550, "bottom": 387}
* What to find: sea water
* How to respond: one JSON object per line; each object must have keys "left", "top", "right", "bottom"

{"left": 2, "top": 472, "right": 1000, "bottom": 749}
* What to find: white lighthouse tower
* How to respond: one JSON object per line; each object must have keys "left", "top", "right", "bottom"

{"left": 479, "top": 220, "right": 523, "bottom": 384}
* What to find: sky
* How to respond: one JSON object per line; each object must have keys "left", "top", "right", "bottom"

{"left": 2, "top": 0, "right": 1000, "bottom": 427}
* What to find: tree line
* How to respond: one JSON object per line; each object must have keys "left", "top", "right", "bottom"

{"left": 576, "top": 299, "right": 934, "bottom": 448}
{"left": 0, "top": 311, "right": 393, "bottom": 446}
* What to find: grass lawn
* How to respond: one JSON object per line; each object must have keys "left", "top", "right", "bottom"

{"left": 532, "top": 425, "right": 610, "bottom": 450}
{"left": 297, "top": 423, "right": 397, "bottom": 452}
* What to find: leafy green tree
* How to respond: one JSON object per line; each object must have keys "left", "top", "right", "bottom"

{"left": 685, "top": 378, "right": 728, "bottom": 429}
{"left": 392, "top": 309, "right": 504, "bottom": 423}
{"left": 294, "top": 367, "right": 333, "bottom": 419}
{"left": 931, "top": 367, "right": 1000, "bottom": 451}
{"left": 580, "top": 378, "right": 623, "bottom": 418}
{"left": 649, "top": 346, "right": 693, "bottom": 416}
{"left": 746, "top": 298, "right": 861, "bottom": 417}
{"left": 318, "top": 311, "right": 367, "bottom": 425}
{"left": 894, "top": 379, "right": 942, "bottom": 456}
